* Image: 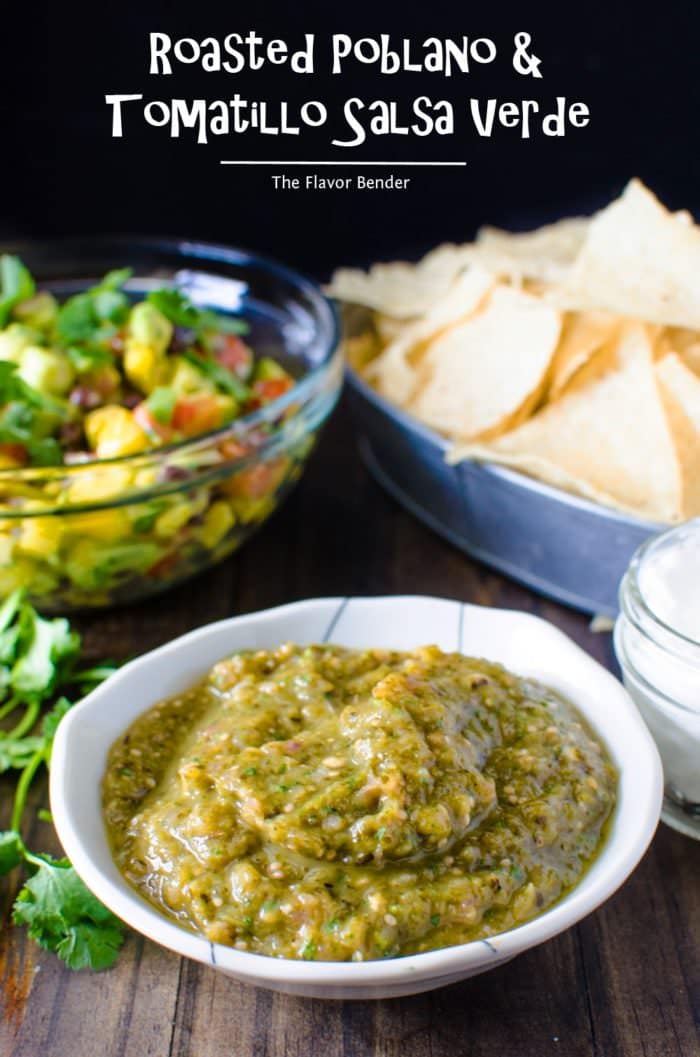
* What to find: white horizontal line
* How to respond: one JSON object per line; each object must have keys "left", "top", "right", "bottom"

{"left": 220, "top": 160, "right": 467, "bottom": 167}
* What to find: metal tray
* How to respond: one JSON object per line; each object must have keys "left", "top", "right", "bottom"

{"left": 346, "top": 367, "right": 662, "bottom": 616}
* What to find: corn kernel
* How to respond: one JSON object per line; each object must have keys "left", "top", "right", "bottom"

{"left": 84, "top": 407, "right": 150, "bottom": 458}
{"left": 0, "top": 557, "right": 57, "bottom": 596}
{"left": 0, "top": 535, "right": 14, "bottom": 565}
{"left": 124, "top": 342, "right": 170, "bottom": 394}
{"left": 154, "top": 502, "right": 193, "bottom": 539}
{"left": 18, "top": 517, "right": 62, "bottom": 560}
{"left": 232, "top": 494, "right": 277, "bottom": 525}
{"left": 65, "top": 508, "right": 132, "bottom": 543}
{"left": 67, "top": 465, "right": 134, "bottom": 504}
{"left": 198, "top": 501, "right": 235, "bottom": 548}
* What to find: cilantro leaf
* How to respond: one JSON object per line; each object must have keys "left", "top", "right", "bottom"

{"left": 68, "top": 664, "right": 119, "bottom": 691}
{"left": 55, "top": 294, "right": 100, "bottom": 344}
{"left": 0, "top": 404, "right": 63, "bottom": 467}
{"left": 56, "top": 269, "right": 132, "bottom": 345}
{"left": 66, "top": 344, "right": 115, "bottom": 373}
{"left": 13, "top": 858, "right": 126, "bottom": 971}
{"left": 146, "top": 288, "right": 199, "bottom": 329}
{"left": 14, "top": 857, "right": 97, "bottom": 929}
{"left": 11, "top": 608, "right": 81, "bottom": 698}
{"left": 147, "top": 287, "right": 248, "bottom": 338}
{"left": 0, "top": 736, "right": 46, "bottom": 773}
{"left": 0, "top": 597, "right": 126, "bottom": 973}
{"left": 92, "top": 291, "right": 128, "bottom": 326}
{"left": 55, "top": 921, "right": 126, "bottom": 970}
{"left": 40, "top": 696, "right": 73, "bottom": 741}
{"left": 0, "top": 362, "right": 70, "bottom": 467}
{"left": 0, "top": 361, "right": 61, "bottom": 410}
{"left": 0, "top": 257, "right": 36, "bottom": 328}
{"left": 0, "top": 831, "right": 23, "bottom": 875}
{"left": 199, "top": 310, "right": 249, "bottom": 336}
{"left": 182, "top": 350, "right": 250, "bottom": 402}
{"left": 95, "top": 268, "right": 133, "bottom": 293}
{"left": 0, "top": 615, "right": 22, "bottom": 667}
{"left": 0, "top": 589, "right": 23, "bottom": 635}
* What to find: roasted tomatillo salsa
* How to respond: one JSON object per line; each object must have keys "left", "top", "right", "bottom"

{"left": 103, "top": 645, "right": 616, "bottom": 961}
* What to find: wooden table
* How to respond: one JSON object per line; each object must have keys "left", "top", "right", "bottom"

{"left": 1, "top": 399, "right": 698, "bottom": 1057}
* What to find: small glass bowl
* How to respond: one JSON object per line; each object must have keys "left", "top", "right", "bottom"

{"left": 614, "top": 519, "right": 700, "bottom": 840}
{"left": 0, "top": 238, "right": 342, "bottom": 612}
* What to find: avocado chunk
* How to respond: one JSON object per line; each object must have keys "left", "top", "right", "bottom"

{"left": 17, "top": 345, "right": 75, "bottom": 395}
{"left": 129, "top": 302, "right": 173, "bottom": 356}
{"left": 0, "top": 324, "right": 41, "bottom": 364}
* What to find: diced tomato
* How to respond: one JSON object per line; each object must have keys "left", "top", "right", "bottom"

{"left": 172, "top": 395, "right": 227, "bottom": 437}
{"left": 146, "top": 551, "right": 181, "bottom": 579}
{"left": 133, "top": 403, "right": 174, "bottom": 442}
{"left": 218, "top": 439, "right": 250, "bottom": 461}
{"left": 215, "top": 336, "right": 254, "bottom": 379}
{"left": 0, "top": 443, "right": 28, "bottom": 466}
{"left": 221, "top": 457, "right": 289, "bottom": 500}
{"left": 253, "top": 377, "right": 294, "bottom": 404}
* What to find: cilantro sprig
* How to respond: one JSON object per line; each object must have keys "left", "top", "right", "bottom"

{"left": 0, "top": 257, "right": 35, "bottom": 329}
{"left": 150, "top": 287, "right": 252, "bottom": 401}
{"left": 146, "top": 287, "right": 249, "bottom": 339}
{"left": 0, "top": 591, "right": 124, "bottom": 971}
{"left": 181, "top": 349, "right": 251, "bottom": 402}
{"left": 0, "top": 361, "right": 71, "bottom": 466}
{"left": 56, "top": 268, "right": 132, "bottom": 346}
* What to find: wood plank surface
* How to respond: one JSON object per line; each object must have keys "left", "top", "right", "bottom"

{"left": 1, "top": 400, "right": 698, "bottom": 1057}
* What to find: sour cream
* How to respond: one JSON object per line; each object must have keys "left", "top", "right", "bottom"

{"left": 614, "top": 518, "right": 700, "bottom": 840}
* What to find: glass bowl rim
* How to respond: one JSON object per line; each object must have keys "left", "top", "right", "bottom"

{"left": 618, "top": 517, "right": 700, "bottom": 654}
{"left": 0, "top": 235, "right": 341, "bottom": 480}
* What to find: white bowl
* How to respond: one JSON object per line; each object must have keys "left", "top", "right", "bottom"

{"left": 50, "top": 596, "right": 662, "bottom": 1000}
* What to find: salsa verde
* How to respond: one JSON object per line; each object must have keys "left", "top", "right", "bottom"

{"left": 103, "top": 644, "right": 616, "bottom": 961}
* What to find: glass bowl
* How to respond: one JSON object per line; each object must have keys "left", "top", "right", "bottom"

{"left": 0, "top": 238, "right": 342, "bottom": 612}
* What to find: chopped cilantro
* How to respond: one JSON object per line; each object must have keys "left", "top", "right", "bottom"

{"left": 56, "top": 268, "right": 132, "bottom": 345}
{"left": 182, "top": 350, "right": 250, "bottom": 402}
{"left": 0, "top": 594, "right": 123, "bottom": 970}
{"left": 13, "top": 854, "right": 125, "bottom": 970}
{"left": 147, "top": 287, "right": 249, "bottom": 339}
{"left": 0, "top": 256, "right": 35, "bottom": 328}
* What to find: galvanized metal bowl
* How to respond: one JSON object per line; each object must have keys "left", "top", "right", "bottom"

{"left": 346, "top": 366, "right": 662, "bottom": 616}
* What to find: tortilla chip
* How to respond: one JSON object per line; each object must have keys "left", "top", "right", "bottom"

{"left": 548, "top": 310, "right": 622, "bottom": 398}
{"left": 374, "top": 313, "right": 412, "bottom": 346}
{"left": 680, "top": 344, "right": 700, "bottom": 377}
{"left": 554, "top": 180, "right": 700, "bottom": 329}
{"left": 325, "top": 243, "right": 477, "bottom": 318}
{"left": 662, "top": 327, "right": 700, "bottom": 376}
{"left": 449, "top": 325, "right": 683, "bottom": 522}
{"left": 366, "top": 266, "right": 495, "bottom": 405}
{"left": 655, "top": 352, "right": 700, "bottom": 516}
{"left": 344, "top": 331, "right": 380, "bottom": 372}
{"left": 470, "top": 217, "right": 589, "bottom": 284}
{"left": 406, "top": 285, "right": 561, "bottom": 441}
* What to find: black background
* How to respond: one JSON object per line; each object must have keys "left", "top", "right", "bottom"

{"left": 3, "top": 0, "right": 699, "bottom": 278}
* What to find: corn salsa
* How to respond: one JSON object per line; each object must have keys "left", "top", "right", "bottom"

{"left": 103, "top": 644, "right": 617, "bottom": 961}
{"left": 0, "top": 256, "right": 305, "bottom": 609}
{"left": 0, "top": 255, "right": 294, "bottom": 468}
